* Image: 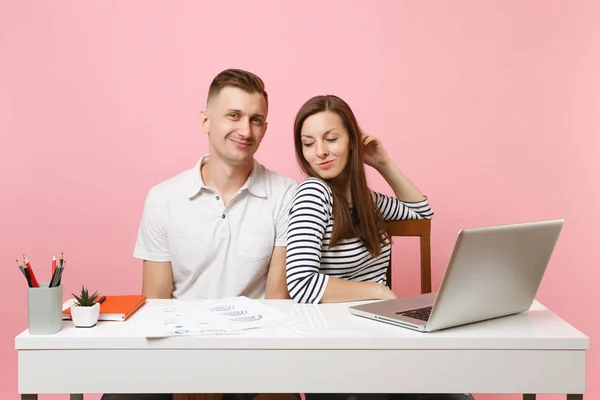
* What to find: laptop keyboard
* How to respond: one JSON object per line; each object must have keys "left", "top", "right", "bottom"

{"left": 396, "top": 306, "right": 432, "bottom": 321}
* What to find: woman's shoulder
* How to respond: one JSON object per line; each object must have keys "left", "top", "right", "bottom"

{"left": 295, "top": 177, "right": 334, "bottom": 205}
{"left": 297, "top": 177, "right": 332, "bottom": 195}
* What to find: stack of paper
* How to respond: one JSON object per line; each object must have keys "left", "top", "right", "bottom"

{"left": 144, "top": 296, "right": 296, "bottom": 337}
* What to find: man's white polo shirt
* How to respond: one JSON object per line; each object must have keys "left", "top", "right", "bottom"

{"left": 133, "top": 155, "right": 297, "bottom": 299}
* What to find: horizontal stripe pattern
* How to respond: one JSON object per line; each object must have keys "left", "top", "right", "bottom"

{"left": 286, "top": 178, "right": 433, "bottom": 303}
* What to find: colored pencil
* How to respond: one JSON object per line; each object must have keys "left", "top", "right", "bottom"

{"left": 23, "top": 255, "right": 39, "bottom": 288}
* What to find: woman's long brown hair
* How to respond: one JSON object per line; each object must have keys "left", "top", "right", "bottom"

{"left": 293, "top": 95, "right": 389, "bottom": 257}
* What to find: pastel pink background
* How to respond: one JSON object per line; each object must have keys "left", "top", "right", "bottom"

{"left": 1, "top": 1, "right": 598, "bottom": 399}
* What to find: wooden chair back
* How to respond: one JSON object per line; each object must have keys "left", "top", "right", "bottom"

{"left": 384, "top": 219, "right": 432, "bottom": 294}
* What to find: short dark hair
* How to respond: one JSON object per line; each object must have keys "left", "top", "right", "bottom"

{"left": 207, "top": 68, "right": 268, "bottom": 107}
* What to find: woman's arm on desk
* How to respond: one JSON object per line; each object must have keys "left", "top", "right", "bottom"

{"left": 142, "top": 260, "right": 173, "bottom": 299}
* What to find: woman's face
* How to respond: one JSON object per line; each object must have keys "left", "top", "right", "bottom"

{"left": 300, "top": 111, "right": 351, "bottom": 181}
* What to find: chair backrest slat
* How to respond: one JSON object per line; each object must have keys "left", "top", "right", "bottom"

{"left": 384, "top": 219, "right": 432, "bottom": 294}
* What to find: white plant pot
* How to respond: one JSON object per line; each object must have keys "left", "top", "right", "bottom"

{"left": 71, "top": 303, "right": 100, "bottom": 328}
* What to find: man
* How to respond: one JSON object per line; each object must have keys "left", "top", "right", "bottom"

{"left": 102, "top": 69, "right": 297, "bottom": 400}
{"left": 136, "top": 68, "right": 295, "bottom": 302}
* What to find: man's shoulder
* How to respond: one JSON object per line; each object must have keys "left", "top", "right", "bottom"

{"left": 254, "top": 161, "right": 298, "bottom": 192}
{"left": 146, "top": 167, "right": 194, "bottom": 199}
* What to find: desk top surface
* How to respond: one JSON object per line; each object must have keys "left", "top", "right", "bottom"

{"left": 15, "top": 299, "right": 589, "bottom": 351}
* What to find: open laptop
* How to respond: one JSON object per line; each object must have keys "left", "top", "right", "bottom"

{"left": 349, "top": 219, "right": 564, "bottom": 332}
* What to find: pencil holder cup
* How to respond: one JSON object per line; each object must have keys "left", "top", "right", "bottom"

{"left": 27, "top": 282, "right": 63, "bottom": 334}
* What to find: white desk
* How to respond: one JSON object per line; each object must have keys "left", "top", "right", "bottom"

{"left": 16, "top": 299, "right": 589, "bottom": 400}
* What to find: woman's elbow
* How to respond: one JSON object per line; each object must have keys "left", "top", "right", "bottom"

{"left": 287, "top": 273, "right": 321, "bottom": 304}
{"left": 288, "top": 286, "right": 310, "bottom": 304}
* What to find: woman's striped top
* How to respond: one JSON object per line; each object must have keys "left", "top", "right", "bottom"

{"left": 285, "top": 178, "right": 434, "bottom": 304}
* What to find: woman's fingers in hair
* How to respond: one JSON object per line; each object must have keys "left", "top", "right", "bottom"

{"left": 362, "top": 135, "right": 378, "bottom": 146}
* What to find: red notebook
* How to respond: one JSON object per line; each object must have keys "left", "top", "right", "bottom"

{"left": 63, "top": 295, "right": 147, "bottom": 321}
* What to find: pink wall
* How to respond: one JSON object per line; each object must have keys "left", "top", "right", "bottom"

{"left": 1, "top": 1, "right": 598, "bottom": 399}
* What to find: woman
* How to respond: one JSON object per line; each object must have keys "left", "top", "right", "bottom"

{"left": 285, "top": 97, "right": 474, "bottom": 400}
{"left": 286, "top": 94, "right": 433, "bottom": 304}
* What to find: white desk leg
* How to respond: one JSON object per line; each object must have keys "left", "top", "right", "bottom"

{"left": 70, "top": 395, "right": 83, "bottom": 400}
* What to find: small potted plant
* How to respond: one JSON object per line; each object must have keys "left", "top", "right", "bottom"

{"left": 70, "top": 285, "right": 101, "bottom": 328}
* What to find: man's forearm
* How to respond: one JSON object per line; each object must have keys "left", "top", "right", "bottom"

{"left": 142, "top": 284, "right": 172, "bottom": 299}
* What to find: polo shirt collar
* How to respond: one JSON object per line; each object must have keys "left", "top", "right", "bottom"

{"left": 242, "top": 160, "right": 266, "bottom": 198}
{"left": 186, "top": 155, "right": 266, "bottom": 199}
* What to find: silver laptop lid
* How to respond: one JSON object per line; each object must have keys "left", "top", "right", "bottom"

{"left": 426, "top": 219, "right": 563, "bottom": 331}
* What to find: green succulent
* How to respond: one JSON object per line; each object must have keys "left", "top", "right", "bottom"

{"left": 72, "top": 285, "right": 100, "bottom": 307}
